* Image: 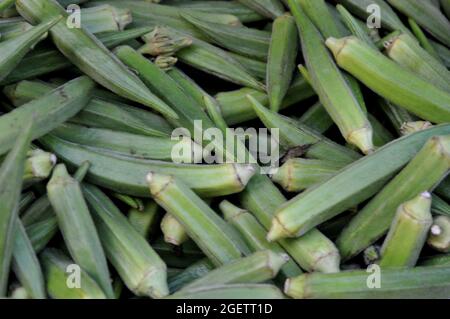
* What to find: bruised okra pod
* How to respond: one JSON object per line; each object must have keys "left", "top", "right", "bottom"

{"left": 220, "top": 200, "right": 303, "bottom": 278}
{"left": 268, "top": 125, "right": 450, "bottom": 242}
{"left": 271, "top": 158, "right": 342, "bottom": 192}
{"left": 161, "top": 213, "right": 189, "bottom": 246}
{"left": 0, "top": 121, "right": 31, "bottom": 296}
{"left": 288, "top": 0, "right": 374, "bottom": 154}
{"left": 428, "top": 216, "right": 450, "bottom": 253}
{"left": 83, "top": 184, "right": 169, "bottom": 298}
{"left": 379, "top": 192, "right": 433, "bottom": 268}
{"left": 0, "top": 16, "right": 61, "bottom": 82}
{"left": 326, "top": 36, "right": 450, "bottom": 124}
{"left": 285, "top": 265, "right": 450, "bottom": 299}
{"left": 47, "top": 164, "right": 115, "bottom": 299}
{"left": 16, "top": 0, "right": 178, "bottom": 120}
{"left": 128, "top": 201, "right": 159, "bottom": 239}
{"left": 41, "top": 249, "right": 107, "bottom": 299}
{"left": 338, "top": 135, "right": 450, "bottom": 260}
{"left": 267, "top": 14, "right": 298, "bottom": 112}
{"left": 179, "top": 250, "right": 287, "bottom": 291}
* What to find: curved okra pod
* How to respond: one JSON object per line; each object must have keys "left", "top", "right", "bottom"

{"left": 83, "top": 184, "right": 169, "bottom": 298}
{"left": 428, "top": 216, "right": 450, "bottom": 253}
{"left": 0, "top": 121, "right": 32, "bottom": 296}
{"left": 271, "top": 158, "right": 342, "bottom": 192}
{"left": 0, "top": 76, "right": 95, "bottom": 156}
{"left": 337, "top": 135, "right": 450, "bottom": 260}
{"left": 326, "top": 36, "right": 450, "bottom": 124}
{"left": 386, "top": 0, "right": 450, "bottom": 47}
{"left": 41, "top": 248, "right": 107, "bottom": 299}
{"left": 179, "top": 250, "right": 288, "bottom": 291}
{"left": 288, "top": 0, "right": 374, "bottom": 154}
{"left": 220, "top": 200, "right": 303, "bottom": 278}
{"left": 237, "top": 0, "right": 285, "bottom": 19}
{"left": 161, "top": 213, "right": 189, "bottom": 246}
{"left": 248, "top": 95, "right": 361, "bottom": 166}
{"left": 46, "top": 164, "right": 115, "bottom": 299}
{"left": 0, "top": 16, "right": 61, "bottom": 82}
{"left": 267, "top": 124, "right": 450, "bottom": 242}
{"left": 147, "top": 172, "right": 244, "bottom": 266}
{"left": 40, "top": 134, "right": 256, "bottom": 198}
{"left": 379, "top": 192, "right": 433, "bottom": 268}
{"left": 16, "top": 0, "right": 178, "bottom": 120}
{"left": 267, "top": 14, "right": 298, "bottom": 112}
{"left": 285, "top": 265, "right": 450, "bottom": 299}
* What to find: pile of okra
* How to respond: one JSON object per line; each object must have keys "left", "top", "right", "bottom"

{"left": 0, "top": 0, "right": 450, "bottom": 299}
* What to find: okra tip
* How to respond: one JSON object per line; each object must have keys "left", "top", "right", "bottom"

{"left": 233, "top": 163, "right": 257, "bottom": 188}
{"left": 269, "top": 252, "right": 291, "bottom": 276}
{"left": 146, "top": 172, "right": 173, "bottom": 198}
{"left": 325, "top": 37, "right": 350, "bottom": 59}
{"left": 347, "top": 126, "right": 375, "bottom": 155}
{"left": 136, "top": 266, "right": 169, "bottom": 299}
{"left": 313, "top": 251, "right": 341, "bottom": 274}
{"left": 283, "top": 275, "right": 307, "bottom": 299}
{"left": 219, "top": 200, "right": 246, "bottom": 221}
{"left": 267, "top": 216, "right": 292, "bottom": 242}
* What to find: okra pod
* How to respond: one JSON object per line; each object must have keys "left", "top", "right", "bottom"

{"left": 420, "top": 254, "right": 450, "bottom": 267}
{"left": 23, "top": 149, "right": 57, "bottom": 187}
{"left": 128, "top": 200, "right": 160, "bottom": 239}
{"left": 0, "top": 16, "right": 61, "bottom": 82}
{"left": 16, "top": 0, "right": 178, "bottom": 120}
{"left": 297, "top": 102, "right": 334, "bottom": 134}
{"left": 147, "top": 172, "right": 244, "bottom": 266}
{"left": 285, "top": 265, "right": 450, "bottom": 299}
{"left": 267, "top": 14, "right": 298, "bottom": 112}
{"left": 161, "top": 213, "right": 189, "bottom": 246}
{"left": 0, "top": 76, "right": 95, "bottom": 156}
{"left": 220, "top": 200, "right": 303, "bottom": 278}
{"left": 237, "top": 0, "right": 285, "bottom": 19}
{"left": 428, "top": 216, "right": 450, "bottom": 253}
{"left": 83, "top": 184, "right": 169, "bottom": 298}
{"left": 288, "top": 0, "right": 374, "bottom": 154}
{"left": 78, "top": 5, "right": 132, "bottom": 34}
{"left": 386, "top": 0, "right": 450, "bottom": 47}
{"left": 153, "top": 239, "right": 205, "bottom": 269}
{"left": 249, "top": 95, "right": 361, "bottom": 166}
{"left": 47, "top": 164, "right": 114, "bottom": 299}
{"left": 379, "top": 192, "right": 433, "bottom": 268}
{"left": 0, "top": 121, "right": 31, "bottom": 296}
{"left": 182, "top": 12, "right": 270, "bottom": 60}
{"left": 111, "top": 193, "right": 143, "bottom": 211}
{"left": 180, "top": 250, "right": 287, "bottom": 291}
{"left": 338, "top": 135, "right": 450, "bottom": 260}
{"left": 408, "top": 18, "right": 441, "bottom": 61}
{"left": 401, "top": 121, "right": 434, "bottom": 136}
{"left": 51, "top": 123, "right": 201, "bottom": 163}
{"left": 41, "top": 248, "right": 107, "bottom": 299}
{"left": 336, "top": 4, "right": 377, "bottom": 49}
{"left": 326, "top": 36, "right": 450, "bottom": 124}
{"left": 40, "top": 134, "right": 256, "bottom": 198}
{"left": 26, "top": 217, "right": 58, "bottom": 253}
{"left": 168, "top": 258, "right": 215, "bottom": 293}
{"left": 271, "top": 158, "right": 342, "bottom": 192}
{"left": 268, "top": 125, "right": 450, "bottom": 241}
{"left": 167, "top": 283, "right": 285, "bottom": 299}
{"left": 228, "top": 52, "right": 267, "bottom": 80}
{"left": 431, "top": 195, "right": 450, "bottom": 217}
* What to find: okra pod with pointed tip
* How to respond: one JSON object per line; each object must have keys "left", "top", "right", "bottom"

{"left": 47, "top": 164, "right": 114, "bottom": 299}
{"left": 428, "top": 216, "right": 450, "bottom": 253}
{"left": 161, "top": 213, "right": 189, "bottom": 246}
{"left": 379, "top": 192, "right": 433, "bottom": 268}
{"left": 326, "top": 36, "right": 450, "bottom": 124}
{"left": 338, "top": 135, "right": 450, "bottom": 260}
{"left": 147, "top": 172, "right": 245, "bottom": 266}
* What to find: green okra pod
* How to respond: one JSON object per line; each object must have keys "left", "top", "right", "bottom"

{"left": 408, "top": 18, "right": 441, "bottom": 61}
{"left": 271, "top": 158, "right": 342, "bottom": 192}
{"left": 168, "top": 258, "right": 215, "bottom": 293}
{"left": 338, "top": 135, "right": 450, "bottom": 260}
{"left": 228, "top": 52, "right": 267, "bottom": 80}
{"left": 379, "top": 192, "right": 433, "bottom": 268}
{"left": 0, "top": 121, "right": 32, "bottom": 296}
{"left": 41, "top": 248, "right": 107, "bottom": 299}
{"left": 401, "top": 121, "right": 434, "bottom": 136}
{"left": 336, "top": 4, "right": 377, "bottom": 49}
{"left": 16, "top": 0, "right": 178, "bottom": 120}
{"left": 267, "top": 14, "right": 298, "bottom": 112}
{"left": 0, "top": 76, "right": 95, "bottom": 156}
{"left": 128, "top": 201, "right": 160, "bottom": 239}
{"left": 237, "top": 0, "right": 285, "bottom": 19}
{"left": 297, "top": 102, "right": 334, "bottom": 134}
{"left": 78, "top": 5, "right": 132, "bottom": 34}
{"left": 147, "top": 172, "right": 244, "bottom": 266}
{"left": 386, "top": 0, "right": 450, "bottom": 47}
{"left": 111, "top": 193, "right": 143, "bottom": 211}
{"left": 428, "top": 215, "right": 450, "bottom": 253}
{"left": 47, "top": 164, "right": 115, "bottom": 299}
{"left": 180, "top": 250, "right": 288, "bottom": 291}
{"left": 26, "top": 217, "right": 58, "bottom": 253}
{"left": 220, "top": 200, "right": 303, "bottom": 278}
{"left": 431, "top": 195, "right": 450, "bottom": 217}
{"left": 0, "top": 16, "right": 61, "bottom": 82}
{"left": 268, "top": 125, "right": 450, "bottom": 242}
{"left": 420, "top": 254, "right": 450, "bottom": 267}
{"left": 285, "top": 265, "right": 450, "bottom": 299}
{"left": 23, "top": 149, "right": 57, "bottom": 187}
{"left": 167, "top": 283, "right": 285, "bottom": 299}
{"left": 288, "top": 0, "right": 374, "bottom": 154}
{"left": 83, "top": 184, "right": 169, "bottom": 298}
{"left": 326, "top": 36, "right": 450, "bottom": 124}
{"left": 161, "top": 213, "right": 189, "bottom": 246}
